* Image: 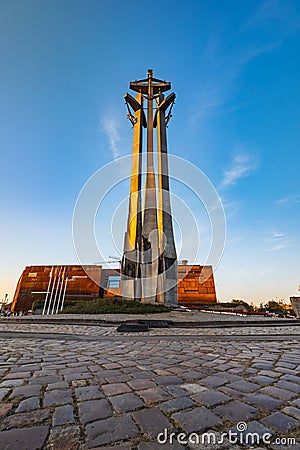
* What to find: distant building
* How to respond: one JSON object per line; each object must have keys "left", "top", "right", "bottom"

{"left": 11, "top": 264, "right": 217, "bottom": 313}
{"left": 290, "top": 297, "right": 300, "bottom": 317}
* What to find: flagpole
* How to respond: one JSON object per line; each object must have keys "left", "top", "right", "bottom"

{"left": 47, "top": 266, "right": 58, "bottom": 315}
{"left": 55, "top": 267, "right": 66, "bottom": 314}
{"left": 60, "top": 267, "right": 70, "bottom": 312}
{"left": 51, "top": 266, "right": 62, "bottom": 315}
{"left": 42, "top": 266, "right": 53, "bottom": 315}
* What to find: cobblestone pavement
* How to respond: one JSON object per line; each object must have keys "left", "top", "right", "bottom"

{"left": 0, "top": 323, "right": 300, "bottom": 337}
{"left": 0, "top": 333, "right": 299, "bottom": 449}
{"left": 3, "top": 311, "right": 292, "bottom": 322}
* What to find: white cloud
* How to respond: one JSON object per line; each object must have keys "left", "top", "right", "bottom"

{"left": 272, "top": 232, "right": 285, "bottom": 238}
{"left": 266, "top": 230, "right": 286, "bottom": 241}
{"left": 190, "top": 0, "right": 299, "bottom": 127}
{"left": 265, "top": 230, "right": 292, "bottom": 252}
{"left": 246, "top": 0, "right": 300, "bottom": 34}
{"left": 266, "top": 241, "right": 291, "bottom": 252}
{"left": 101, "top": 115, "right": 120, "bottom": 160}
{"left": 275, "top": 195, "right": 300, "bottom": 206}
{"left": 236, "top": 41, "right": 282, "bottom": 66}
{"left": 220, "top": 153, "right": 259, "bottom": 188}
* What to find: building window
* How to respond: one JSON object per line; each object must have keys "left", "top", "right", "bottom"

{"left": 107, "top": 276, "right": 121, "bottom": 289}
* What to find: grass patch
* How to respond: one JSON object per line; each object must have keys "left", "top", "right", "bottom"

{"left": 59, "top": 297, "right": 171, "bottom": 314}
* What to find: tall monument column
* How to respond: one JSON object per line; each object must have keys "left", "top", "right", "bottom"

{"left": 156, "top": 92, "right": 178, "bottom": 305}
{"left": 121, "top": 92, "right": 145, "bottom": 301}
{"left": 121, "top": 70, "right": 177, "bottom": 305}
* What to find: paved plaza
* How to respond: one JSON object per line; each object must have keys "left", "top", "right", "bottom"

{"left": 0, "top": 317, "right": 299, "bottom": 449}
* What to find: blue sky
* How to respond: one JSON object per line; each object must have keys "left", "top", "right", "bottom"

{"left": 1, "top": 0, "right": 300, "bottom": 305}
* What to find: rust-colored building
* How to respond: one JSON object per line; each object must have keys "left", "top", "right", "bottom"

{"left": 11, "top": 265, "right": 102, "bottom": 313}
{"left": 11, "top": 264, "right": 217, "bottom": 312}
{"left": 178, "top": 265, "right": 216, "bottom": 306}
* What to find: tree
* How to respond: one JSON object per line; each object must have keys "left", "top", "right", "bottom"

{"left": 266, "top": 300, "right": 286, "bottom": 317}
{"left": 231, "top": 299, "right": 254, "bottom": 312}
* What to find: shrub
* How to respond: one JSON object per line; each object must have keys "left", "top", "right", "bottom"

{"left": 59, "top": 297, "right": 171, "bottom": 314}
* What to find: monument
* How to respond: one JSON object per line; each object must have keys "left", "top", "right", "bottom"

{"left": 11, "top": 71, "right": 218, "bottom": 314}
{"left": 121, "top": 70, "right": 178, "bottom": 305}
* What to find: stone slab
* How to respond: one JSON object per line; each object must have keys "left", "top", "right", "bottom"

{"left": 132, "top": 408, "right": 173, "bottom": 436}
{"left": 109, "top": 392, "right": 144, "bottom": 413}
{"left": 0, "top": 426, "right": 48, "bottom": 450}
{"left": 78, "top": 399, "right": 113, "bottom": 424}
{"left": 262, "top": 411, "right": 298, "bottom": 432}
{"left": 214, "top": 400, "right": 258, "bottom": 423}
{"left": 172, "top": 407, "right": 222, "bottom": 433}
{"left": 86, "top": 415, "right": 138, "bottom": 447}
{"left": 53, "top": 405, "right": 75, "bottom": 426}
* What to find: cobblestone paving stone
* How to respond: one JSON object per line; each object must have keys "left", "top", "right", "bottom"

{"left": 0, "top": 324, "right": 299, "bottom": 449}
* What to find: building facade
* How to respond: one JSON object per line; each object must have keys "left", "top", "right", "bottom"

{"left": 11, "top": 264, "right": 217, "bottom": 313}
{"left": 290, "top": 296, "right": 300, "bottom": 318}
